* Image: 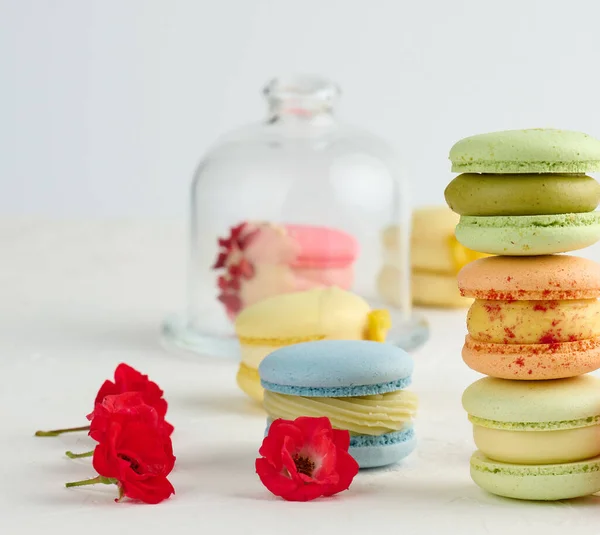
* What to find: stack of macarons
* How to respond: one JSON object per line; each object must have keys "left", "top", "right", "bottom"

{"left": 445, "top": 128, "right": 600, "bottom": 500}
{"left": 258, "top": 340, "right": 418, "bottom": 468}
{"left": 234, "top": 287, "right": 391, "bottom": 403}
{"left": 378, "top": 206, "right": 488, "bottom": 308}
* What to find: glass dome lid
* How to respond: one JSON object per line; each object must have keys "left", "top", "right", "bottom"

{"left": 163, "top": 74, "right": 428, "bottom": 358}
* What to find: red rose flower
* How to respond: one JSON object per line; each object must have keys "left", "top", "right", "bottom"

{"left": 35, "top": 363, "right": 173, "bottom": 439}
{"left": 87, "top": 391, "right": 172, "bottom": 443}
{"left": 255, "top": 417, "right": 359, "bottom": 502}
{"left": 95, "top": 364, "right": 171, "bottom": 429}
{"left": 90, "top": 393, "right": 175, "bottom": 504}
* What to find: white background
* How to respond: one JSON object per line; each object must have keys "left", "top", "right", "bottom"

{"left": 2, "top": 0, "right": 600, "bottom": 218}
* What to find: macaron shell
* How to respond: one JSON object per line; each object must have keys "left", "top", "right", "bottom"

{"left": 349, "top": 427, "right": 416, "bottom": 468}
{"left": 444, "top": 173, "right": 600, "bottom": 216}
{"left": 235, "top": 287, "right": 371, "bottom": 340}
{"left": 463, "top": 336, "right": 600, "bottom": 380}
{"left": 462, "top": 375, "right": 600, "bottom": 424}
{"left": 458, "top": 255, "right": 600, "bottom": 300}
{"left": 449, "top": 128, "right": 600, "bottom": 174}
{"left": 259, "top": 339, "right": 413, "bottom": 396}
{"left": 236, "top": 363, "right": 263, "bottom": 402}
{"left": 470, "top": 451, "right": 600, "bottom": 501}
{"left": 285, "top": 224, "right": 358, "bottom": 268}
{"left": 456, "top": 213, "right": 600, "bottom": 256}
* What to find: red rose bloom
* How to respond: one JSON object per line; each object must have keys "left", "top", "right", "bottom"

{"left": 88, "top": 391, "right": 171, "bottom": 443}
{"left": 94, "top": 363, "right": 173, "bottom": 436}
{"left": 255, "top": 417, "right": 359, "bottom": 502}
{"left": 90, "top": 393, "right": 175, "bottom": 504}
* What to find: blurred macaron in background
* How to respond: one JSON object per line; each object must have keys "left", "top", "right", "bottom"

{"left": 378, "top": 206, "right": 488, "bottom": 309}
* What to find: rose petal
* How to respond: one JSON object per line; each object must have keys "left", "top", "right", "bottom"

{"left": 121, "top": 476, "right": 175, "bottom": 504}
{"left": 258, "top": 421, "right": 302, "bottom": 471}
{"left": 255, "top": 458, "right": 298, "bottom": 499}
{"left": 330, "top": 428, "right": 350, "bottom": 451}
{"left": 322, "top": 449, "right": 359, "bottom": 497}
{"left": 212, "top": 252, "right": 228, "bottom": 270}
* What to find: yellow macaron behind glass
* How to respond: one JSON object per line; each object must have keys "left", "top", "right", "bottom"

{"left": 378, "top": 206, "right": 488, "bottom": 308}
{"left": 234, "top": 287, "right": 391, "bottom": 402}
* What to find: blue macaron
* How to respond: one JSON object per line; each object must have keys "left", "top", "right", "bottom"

{"left": 259, "top": 339, "right": 417, "bottom": 468}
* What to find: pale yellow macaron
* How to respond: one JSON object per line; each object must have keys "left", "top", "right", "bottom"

{"left": 378, "top": 206, "right": 487, "bottom": 308}
{"left": 234, "top": 287, "right": 391, "bottom": 402}
{"left": 463, "top": 375, "right": 600, "bottom": 500}
{"left": 463, "top": 375, "right": 600, "bottom": 466}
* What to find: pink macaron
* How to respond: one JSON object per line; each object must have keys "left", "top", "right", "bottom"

{"left": 213, "top": 222, "right": 359, "bottom": 319}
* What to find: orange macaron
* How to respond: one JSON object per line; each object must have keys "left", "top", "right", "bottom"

{"left": 458, "top": 255, "right": 600, "bottom": 380}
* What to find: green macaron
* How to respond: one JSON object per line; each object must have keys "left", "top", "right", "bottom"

{"left": 470, "top": 451, "right": 600, "bottom": 501}
{"left": 455, "top": 212, "right": 600, "bottom": 255}
{"left": 445, "top": 174, "right": 600, "bottom": 216}
{"left": 450, "top": 128, "right": 600, "bottom": 174}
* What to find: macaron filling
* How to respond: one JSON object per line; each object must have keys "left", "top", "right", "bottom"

{"left": 469, "top": 412, "right": 600, "bottom": 465}
{"left": 467, "top": 298, "right": 600, "bottom": 344}
{"left": 472, "top": 424, "right": 600, "bottom": 465}
{"left": 263, "top": 390, "right": 418, "bottom": 435}
{"left": 445, "top": 173, "right": 600, "bottom": 216}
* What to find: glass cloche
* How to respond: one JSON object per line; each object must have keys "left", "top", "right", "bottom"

{"left": 163, "top": 75, "right": 428, "bottom": 358}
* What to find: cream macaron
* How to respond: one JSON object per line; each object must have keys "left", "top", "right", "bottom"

{"left": 463, "top": 375, "right": 600, "bottom": 466}
{"left": 234, "top": 287, "right": 391, "bottom": 402}
{"left": 463, "top": 375, "right": 600, "bottom": 500}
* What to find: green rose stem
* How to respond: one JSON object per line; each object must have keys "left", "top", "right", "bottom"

{"left": 65, "top": 476, "right": 116, "bottom": 488}
{"left": 35, "top": 425, "right": 90, "bottom": 437}
{"left": 65, "top": 450, "right": 94, "bottom": 459}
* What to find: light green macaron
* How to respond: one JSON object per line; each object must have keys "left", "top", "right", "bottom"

{"left": 455, "top": 212, "right": 600, "bottom": 255}
{"left": 450, "top": 128, "right": 600, "bottom": 174}
{"left": 464, "top": 376, "right": 600, "bottom": 500}
{"left": 470, "top": 451, "right": 600, "bottom": 501}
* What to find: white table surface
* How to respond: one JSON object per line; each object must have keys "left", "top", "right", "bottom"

{"left": 4, "top": 218, "right": 600, "bottom": 535}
